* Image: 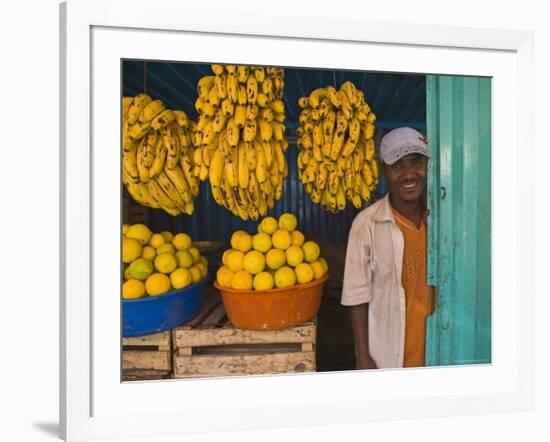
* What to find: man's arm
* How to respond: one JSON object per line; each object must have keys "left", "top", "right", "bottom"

{"left": 350, "top": 302, "right": 377, "bottom": 369}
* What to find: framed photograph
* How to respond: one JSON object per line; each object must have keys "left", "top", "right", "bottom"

{"left": 60, "top": 0, "right": 534, "bottom": 440}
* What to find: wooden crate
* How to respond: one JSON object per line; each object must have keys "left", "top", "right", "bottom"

{"left": 172, "top": 290, "right": 316, "bottom": 378}
{"left": 122, "top": 331, "right": 172, "bottom": 381}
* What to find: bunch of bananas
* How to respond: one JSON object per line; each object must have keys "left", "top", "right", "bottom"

{"left": 121, "top": 94, "right": 200, "bottom": 216}
{"left": 192, "top": 65, "right": 289, "bottom": 221}
{"left": 296, "top": 81, "right": 379, "bottom": 213}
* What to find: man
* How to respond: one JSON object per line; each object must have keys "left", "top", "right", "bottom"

{"left": 341, "top": 127, "right": 435, "bottom": 369}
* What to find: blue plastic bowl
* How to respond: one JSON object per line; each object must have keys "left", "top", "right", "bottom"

{"left": 122, "top": 277, "right": 207, "bottom": 337}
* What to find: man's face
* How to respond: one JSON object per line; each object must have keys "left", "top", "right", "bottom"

{"left": 382, "top": 153, "right": 428, "bottom": 203}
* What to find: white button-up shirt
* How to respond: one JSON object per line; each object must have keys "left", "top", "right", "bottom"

{"left": 341, "top": 193, "right": 406, "bottom": 368}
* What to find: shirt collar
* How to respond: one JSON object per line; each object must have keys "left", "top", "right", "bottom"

{"left": 373, "top": 193, "right": 395, "bottom": 222}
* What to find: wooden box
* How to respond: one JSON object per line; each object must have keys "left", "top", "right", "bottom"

{"left": 172, "top": 290, "right": 317, "bottom": 378}
{"left": 122, "top": 330, "right": 172, "bottom": 381}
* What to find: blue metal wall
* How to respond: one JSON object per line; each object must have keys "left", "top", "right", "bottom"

{"left": 123, "top": 60, "right": 426, "bottom": 244}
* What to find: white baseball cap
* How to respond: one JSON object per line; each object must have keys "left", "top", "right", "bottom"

{"left": 379, "top": 127, "right": 430, "bottom": 165}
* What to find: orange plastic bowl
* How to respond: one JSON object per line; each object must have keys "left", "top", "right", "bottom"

{"left": 214, "top": 273, "right": 328, "bottom": 330}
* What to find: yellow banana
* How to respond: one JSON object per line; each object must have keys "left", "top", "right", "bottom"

{"left": 161, "top": 126, "right": 180, "bottom": 169}
{"left": 246, "top": 104, "right": 259, "bottom": 120}
{"left": 256, "top": 93, "right": 268, "bottom": 107}
{"left": 255, "top": 143, "right": 268, "bottom": 183}
{"left": 199, "top": 163, "right": 209, "bottom": 181}
{"left": 237, "top": 85, "right": 247, "bottom": 105}
{"left": 198, "top": 76, "right": 216, "bottom": 99}
{"left": 208, "top": 86, "right": 221, "bottom": 107}
{"left": 136, "top": 138, "right": 150, "bottom": 182}
{"left": 122, "top": 145, "right": 139, "bottom": 183}
{"left": 193, "top": 146, "right": 204, "bottom": 166}
{"left": 202, "top": 101, "right": 216, "bottom": 118}
{"left": 253, "top": 67, "right": 265, "bottom": 83}
{"left": 195, "top": 96, "right": 205, "bottom": 113}
{"left": 180, "top": 153, "right": 199, "bottom": 197}
{"left": 139, "top": 99, "right": 165, "bottom": 123}
{"left": 127, "top": 94, "right": 151, "bottom": 125}
{"left": 237, "top": 141, "right": 249, "bottom": 189}
{"left": 201, "top": 120, "right": 215, "bottom": 146}
{"left": 313, "top": 123, "right": 323, "bottom": 149}
{"left": 234, "top": 105, "right": 246, "bottom": 128}
{"left": 308, "top": 89, "right": 325, "bottom": 108}
{"left": 335, "top": 156, "right": 346, "bottom": 177}
{"left": 142, "top": 130, "right": 159, "bottom": 169}
{"left": 362, "top": 163, "right": 374, "bottom": 186}
{"left": 364, "top": 123, "right": 375, "bottom": 140}
{"left": 326, "top": 86, "right": 340, "bottom": 108}
{"left": 215, "top": 74, "right": 227, "bottom": 99}
{"left": 365, "top": 138, "right": 375, "bottom": 161}
{"left": 226, "top": 118, "right": 240, "bottom": 147}
{"left": 271, "top": 100, "right": 284, "bottom": 114}
{"left": 318, "top": 163, "right": 329, "bottom": 190}
{"left": 164, "top": 166, "right": 192, "bottom": 204}
{"left": 326, "top": 189, "right": 338, "bottom": 212}
{"left": 312, "top": 144, "right": 323, "bottom": 163}
{"left": 261, "top": 141, "right": 273, "bottom": 169}
{"left": 221, "top": 98, "right": 234, "bottom": 116}
{"left": 237, "top": 66, "right": 249, "bottom": 83}
{"left": 336, "top": 184, "right": 346, "bottom": 211}
{"left": 122, "top": 121, "right": 136, "bottom": 152}
{"left": 259, "top": 119, "right": 272, "bottom": 141}
{"left": 129, "top": 120, "right": 151, "bottom": 140}
{"left": 247, "top": 173, "right": 260, "bottom": 206}
{"left": 212, "top": 109, "right": 227, "bottom": 133}
{"left": 246, "top": 141, "right": 257, "bottom": 170}
{"left": 353, "top": 147, "right": 364, "bottom": 173}
{"left": 330, "top": 130, "right": 346, "bottom": 160}
{"left": 246, "top": 75, "right": 258, "bottom": 104}
{"left": 328, "top": 170, "right": 339, "bottom": 195}
{"left": 149, "top": 137, "right": 167, "bottom": 177}
{"left": 298, "top": 97, "right": 309, "bottom": 109}
{"left": 262, "top": 77, "right": 273, "bottom": 97}
{"left": 155, "top": 172, "right": 187, "bottom": 211}
{"left": 224, "top": 147, "right": 239, "bottom": 188}
{"left": 122, "top": 96, "right": 133, "bottom": 122}
{"left": 261, "top": 108, "right": 274, "bottom": 122}
{"left": 311, "top": 108, "right": 320, "bottom": 122}
{"left": 319, "top": 99, "right": 331, "bottom": 120}
{"left": 173, "top": 110, "right": 189, "bottom": 128}
{"left": 243, "top": 119, "right": 257, "bottom": 142}
{"left": 371, "top": 159, "right": 379, "bottom": 179}
{"left": 225, "top": 65, "right": 236, "bottom": 74}
{"left": 272, "top": 140, "right": 286, "bottom": 174}
{"left": 341, "top": 136, "right": 358, "bottom": 158}
{"left": 271, "top": 122, "right": 284, "bottom": 141}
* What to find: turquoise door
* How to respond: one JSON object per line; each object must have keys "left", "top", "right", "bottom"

{"left": 425, "top": 76, "right": 492, "bottom": 366}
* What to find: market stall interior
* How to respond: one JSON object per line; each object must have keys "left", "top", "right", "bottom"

{"left": 121, "top": 60, "right": 427, "bottom": 377}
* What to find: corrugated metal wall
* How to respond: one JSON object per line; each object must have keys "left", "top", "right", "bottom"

{"left": 123, "top": 60, "right": 426, "bottom": 244}
{"left": 426, "top": 75, "right": 492, "bottom": 366}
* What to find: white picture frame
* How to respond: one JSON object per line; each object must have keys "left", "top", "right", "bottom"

{"left": 60, "top": 0, "right": 534, "bottom": 440}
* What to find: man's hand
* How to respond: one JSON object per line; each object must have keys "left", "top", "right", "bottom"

{"left": 356, "top": 355, "right": 378, "bottom": 370}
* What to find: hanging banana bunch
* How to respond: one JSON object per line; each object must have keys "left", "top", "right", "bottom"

{"left": 121, "top": 94, "right": 200, "bottom": 216}
{"left": 296, "top": 81, "right": 379, "bottom": 213}
{"left": 192, "top": 65, "right": 289, "bottom": 221}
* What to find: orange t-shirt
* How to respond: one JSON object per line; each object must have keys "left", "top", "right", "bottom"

{"left": 392, "top": 208, "right": 435, "bottom": 367}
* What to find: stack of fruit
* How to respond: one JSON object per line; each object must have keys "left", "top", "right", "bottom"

{"left": 122, "top": 223, "right": 208, "bottom": 299}
{"left": 296, "top": 81, "right": 379, "bottom": 212}
{"left": 122, "top": 95, "right": 200, "bottom": 216}
{"left": 216, "top": 213, "right": 328, "bottom": 291}
{"left": 192, "top": 65, "right": 289, "bottom": 221}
